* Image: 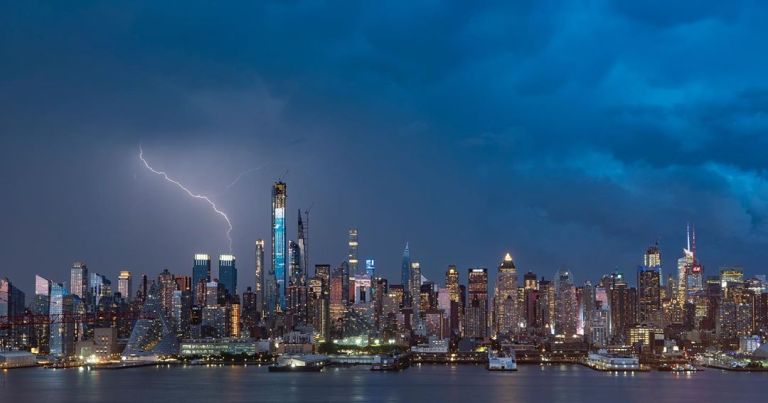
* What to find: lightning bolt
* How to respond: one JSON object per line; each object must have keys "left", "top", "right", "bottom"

{"left": 138, "top": 145, "right": 234, "bottom": 253}
{"left": 224, "top": 164, "right": 268, "bottom": 190}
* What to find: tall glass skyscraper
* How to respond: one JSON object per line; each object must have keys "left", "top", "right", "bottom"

{"left": 272, "top": 182, "right": 287, "bottom": 310}
{"left": 49, "top": 282, "right": 73, "bottom": 357}
{"left": 70, "top": 261, "right": 88, "bottom": 302}
{"left": 218, "top": 254, "right": 237, "bottom": 299}
{"left": 288, "top": 240, "right": 302, "bottom": 285}
{"left": 193, "top": 254, "right": 211, "bottom": 305}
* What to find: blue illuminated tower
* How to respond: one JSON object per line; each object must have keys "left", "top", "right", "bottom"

{"left": 272, "top": 182, "right": 287, "bottom": 310}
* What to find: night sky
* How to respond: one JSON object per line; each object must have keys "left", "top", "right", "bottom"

{"left": 2, "top": 1, "right": 768, "bottom": 296}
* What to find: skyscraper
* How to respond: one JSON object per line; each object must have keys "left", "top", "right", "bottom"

{"left": 219, "top": 254, "right": 237, "bottom": 299}
{"left": 554, "top": 270, "right": 578, "bottom": 337}
{"left": 401, "top": 243, "right": 411, "bottom": 305}
{"left": 70, "top": 261, "right": 88, "bottom": 301}
{"left": 523, "top": 272, "right": 539, "bottom": 329}
{"left": 193, "top": 254, "right": 211, "bottom": 305}
{"left": 410, "top": 262, "right": 422, "bottom": 314}
{"left": 49, "top": 282, "right": 75, "bottom": 357}
{"left": 309, "top": 264, "right": 330, "bottom": 341}
{"left": 298, "top": 210, "right": 308, "bottom": 277}
{"left": 466, "top": 268, "right": 488, "bottom": 339}
{"left": 644, "top": 242, "right": 662, "bottom": 286}
{"left": 0, "top": 278, "right": 25, "bottom": 350}
{"left": 686, "top": 225, "right": 704, "bottom": 298}
{"left": 365, "top": 259, "right": 375, "bottom": 279}
{"left": 255, "top": 239, "right": 265, "bottom": 314}
{"left": 677, "top": 224, "right": 694, "bottom": 304}
{"left": 348, "top": 228, "right": 359, "bottom": 275}
{"left": 493, "top": 253, "right": 519, "bottom": 337}
{"left": 158, "top": 269, "right": 176, "bottom": 315}
{"left": 90, "top": 273, "right": 112, "bottom": 306}
{"left": 272, "top": 181, "right": 287, "bottom": 310}
{"left": 31, "top": 275, "right": 52, "bottom": 354}
{"left": 637, "top": 265, "right": 661, "bottom": 325}
{"left": 118, "top": 270, "right": 132, "bottom": 301}
{"left": 288, "top": 240, "right": 302, "bottom": 284}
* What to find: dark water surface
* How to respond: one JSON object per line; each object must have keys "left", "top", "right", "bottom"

{"left": 1, "top": 364, "right": 764, "bottom": 402}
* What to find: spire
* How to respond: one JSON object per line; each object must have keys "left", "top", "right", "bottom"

{"left": 686, "top": 222, "right": 691, "bottom": 253}
{"left": 403, "top": 242, "right": 410, "bottom": 258}
{"left": 691, "top": 223, "right": 697, "bottom": 261}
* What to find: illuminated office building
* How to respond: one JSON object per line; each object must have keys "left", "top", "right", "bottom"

{"left": 118, "top": 270, "right": 132, "bottom": 301}
{"left": 193, "top": 254, "right": 211, "bottom": 305}
{"left": 644, "top": 242, "right": 662, "bottom": 284}
{"left": 554, "top": 270, "right": 578, "bottom": 337}
{"left": 493, "top": 253, "right": 518, "bottom": 337}
{"left": 219, "top": 254, "right": 237, "bottom": 299}
{"left": 638, "top": 264, "right": 661, "bottom": 325}
{"left": 70, "top": 261, "right": 89, "bottom": 302}
{"left": 90, "top": 273, "right": 112, "bottom": 306}
{"left": 465, "top": 268, "right": 488, "bottom": 339}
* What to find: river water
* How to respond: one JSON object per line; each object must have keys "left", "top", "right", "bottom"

{"left": 1, "top": 363, "right": 764, "bottom": 402}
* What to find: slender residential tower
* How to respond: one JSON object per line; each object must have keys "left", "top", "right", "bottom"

{"left": 401, "top": 243, "right": 411, "bottom": 305}
{"left": 255, "top": 240, "right": 264, "bottom": 314}
{"left": 348, "top": 229, "right": 359, "bottom": 275}
{"left": 272, "top": 182, "right": 288, "bottom": 310}
{"left": 298, "top": 210, "right": 307, "bottom": 279}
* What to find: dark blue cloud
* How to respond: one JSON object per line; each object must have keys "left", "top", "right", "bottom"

{"left": 1, "top": 0, "right": 767, "bottom": 294}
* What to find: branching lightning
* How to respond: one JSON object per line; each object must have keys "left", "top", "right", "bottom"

{"left": 225, "top": 164, "right": 268, "bottom": 190}
{"left": 138, "top": 145, "right": 233, "bottom": 253}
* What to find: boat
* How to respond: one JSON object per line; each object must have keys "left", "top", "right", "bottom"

{"left": 371, "top": 354, "right": 409, "bottom": 371}
{"left": 268, "top": 355, "right": 325, "bottom": 372}
{"left": 658, "top": 363, "right": 701, "bottom": 372}
{"left": 487, "top": 349, "right": 517, "bottom": 371}
{"left": 584, "top": 350, "right": 641, "bottom": 371}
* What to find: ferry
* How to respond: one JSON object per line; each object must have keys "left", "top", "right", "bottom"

{"left": 371, "top": 354, "right": 409, "bottom": 371}
{"left": 268, "top": 355, "right": 325, "bottom": 372}
{"left": 658, "top": 363, "right": 701, "bottom": 372}
{"left": 584, "top": 350, "right": 641, "bottom": 371}
{"left": 487, "top": 349, "right": 517, "bottom": 371}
